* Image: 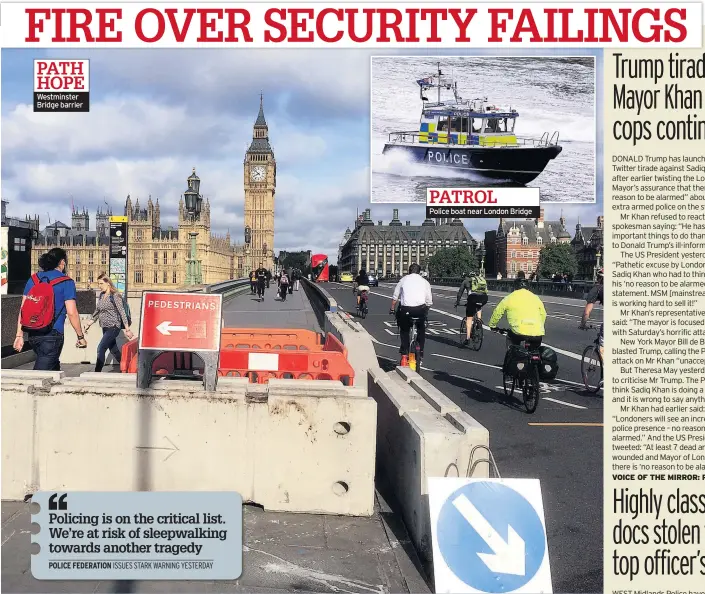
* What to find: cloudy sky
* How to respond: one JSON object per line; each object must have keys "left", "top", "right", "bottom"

{"left": 1, "top": 48, "right": 603, "bottom": 262}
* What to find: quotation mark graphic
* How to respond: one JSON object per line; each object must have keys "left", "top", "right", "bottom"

{"left": 48, "top": 493, "right": 68, "bottom": 511}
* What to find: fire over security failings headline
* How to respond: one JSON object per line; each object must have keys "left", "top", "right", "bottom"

{"left": 18, "top": 5, "right": 698, "bottom": 46}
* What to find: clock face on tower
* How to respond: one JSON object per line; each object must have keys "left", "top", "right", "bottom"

{"left": 250, "top": 165, "right": 266, "bottom": 182}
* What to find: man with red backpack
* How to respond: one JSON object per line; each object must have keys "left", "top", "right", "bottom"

{"left": 13, "top": 247, "right": 86, "bottom": 370}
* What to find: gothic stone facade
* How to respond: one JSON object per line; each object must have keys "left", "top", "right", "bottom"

{"left": 241, "top": 95, "right": 276, "bottom": 272}
{"left": 33, "top": 169, "right": 236, "bottom": 292}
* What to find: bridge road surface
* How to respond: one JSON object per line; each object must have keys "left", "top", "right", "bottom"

{"left": 222, "top": 282, "right": 321, "bottom": 332}
{"left": 326, "top": 281, "right": 604, "bottom": 594}
{"left": 1, "top": 287, "right": 431, "bottom": 594}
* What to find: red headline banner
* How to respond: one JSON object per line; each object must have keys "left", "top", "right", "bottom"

{"left": 2, "top": 3, "right": 701, "bottom": 47}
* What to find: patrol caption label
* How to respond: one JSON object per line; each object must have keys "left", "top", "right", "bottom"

{"left": 31, "top": 491, "right": 242, "bottom": 580}
{"left": 426, "top": 187, "right": 540, "bottom": 218}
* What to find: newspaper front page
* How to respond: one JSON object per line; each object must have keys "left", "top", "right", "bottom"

{"left": 605, "top": 28, "right": 705, "bottom": 593}
{"left": 3, "top": 3, "right": 705, "bottom": 594}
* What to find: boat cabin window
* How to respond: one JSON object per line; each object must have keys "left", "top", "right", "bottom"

{"left": 482, "top": 117, "right": 516, "bottom": 134}
{"left": 484, "top": 118, "right": 499, "bottom": 133}
{"left": 437, "top": 116, "right": 465, "bottom": 133}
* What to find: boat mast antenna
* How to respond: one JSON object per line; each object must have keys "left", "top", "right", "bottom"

{"left": 437, "top": 62, "right": 442, "bottom": 105}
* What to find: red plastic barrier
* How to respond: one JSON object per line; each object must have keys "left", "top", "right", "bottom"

{"left": 121, "top": 339, "right": 139, "bottom": 373}
{"left": 323, "top": 333, "right": 347, "bottom": 357}
{"left": 121, "top": 328, "right": 354, "bottom": 385}
{"left": 221, "top": 328, "right": 321, "bottom": 351}
{"left": 218, "top": 348, "right": 353, "bottom": 385}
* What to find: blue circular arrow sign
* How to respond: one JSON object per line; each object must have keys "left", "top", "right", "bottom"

{"left": 437, "top": 482, "right": 546, "bottom": 592}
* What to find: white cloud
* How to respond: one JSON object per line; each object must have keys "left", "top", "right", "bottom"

{"left": 46, "top": 49, "right": 376, "bottom": 118}
{"left": 2, "top": 97, "right": 327, "bottom": 165}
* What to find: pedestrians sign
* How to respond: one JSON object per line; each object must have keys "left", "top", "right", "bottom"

{"left": 139, "top": 291, "right": 223, "bottom": 352}
{"left": 429, "top": 478, "right": 552, "bottom": 594}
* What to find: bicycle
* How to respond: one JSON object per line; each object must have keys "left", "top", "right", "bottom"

{"left": 493, "top": 328, "right": 542, "bottom": 414}
{"left": 356, "top": 290, "right": 369, "bottom": 318}
{"left": 580, "top": 324, "right": 603, "bottom": 393}
{"left": 408, "top": 316, "right": 429, "bottom": 371}
{"left": 455, "top": 303, "right": 484, "bottom": 351}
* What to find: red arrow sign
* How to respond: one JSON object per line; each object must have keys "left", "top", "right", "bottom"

{"left": 139, "top": 291, "right": 223, "bottom": 352}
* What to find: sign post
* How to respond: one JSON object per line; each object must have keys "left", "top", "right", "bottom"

{"left": 109, "top": 215, "right": 128, "bottom": 294}
{"left": 137, "top": 291, "right": 223, "bottom": 391}
{"left": 429, "top": 477, "right": 553, "bottom": 593}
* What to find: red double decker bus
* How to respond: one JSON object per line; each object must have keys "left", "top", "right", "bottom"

{"left": 311, "top": 254, "right": 329, "bottom": 282}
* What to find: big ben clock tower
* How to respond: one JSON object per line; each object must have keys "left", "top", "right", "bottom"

{"left": 244, "top": 94, "right": 276, "bottom": 271}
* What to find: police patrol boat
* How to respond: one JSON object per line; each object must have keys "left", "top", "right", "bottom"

{"left": 382, "top": 63, "right": 563, "bottom": 184}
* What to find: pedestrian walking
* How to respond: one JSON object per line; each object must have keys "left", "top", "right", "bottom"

{"left": 83, "top": 273, "right": 134, "bottom": 372}
{"left": 14, "top": 247, "right": 86, "bottom": 370}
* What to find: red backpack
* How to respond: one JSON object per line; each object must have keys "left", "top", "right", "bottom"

{"left": 20, "top": 273, "right": 71, "bottom": 332}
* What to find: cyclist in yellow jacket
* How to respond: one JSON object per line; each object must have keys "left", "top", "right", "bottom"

{"left": 489, "top": 277, "right": 547, "bottom": 349}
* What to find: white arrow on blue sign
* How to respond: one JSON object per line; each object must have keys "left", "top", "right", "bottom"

{"left": 429, "top": 478, "right": 553, "bottom": 593}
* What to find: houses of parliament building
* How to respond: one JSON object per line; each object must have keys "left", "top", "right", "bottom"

{"left": 31, "top": 98, "right": 277, "bottom": 292}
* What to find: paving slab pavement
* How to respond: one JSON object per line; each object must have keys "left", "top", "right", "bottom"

{"left": 1, "top": 493, "right": 430, "bottom": 594}
{"left": 222, "top": 288, "right": 320, "bottom": 332}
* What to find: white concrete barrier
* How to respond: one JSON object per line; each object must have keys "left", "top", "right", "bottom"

{"left": 321, "top": 309, "right": 491, "bottom": 568}
{"left": 0, "top": 373, "right": 376, "bottom": 516}
{"left": 368, "top": 366, "right": 490, "bottom": 566}
{"left": 324, "top": 311, "right": 379, "bottom": 392}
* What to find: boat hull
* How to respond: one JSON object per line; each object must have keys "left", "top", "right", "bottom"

{"left": 381, "top": 143, "right": 563, "bottom": 184}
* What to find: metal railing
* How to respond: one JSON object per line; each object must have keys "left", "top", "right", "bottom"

{"left": 205, "top": 278, "right": 252, "bottom": 300}
{"left": 386, "top": 131, "right": 560, "bottom": 148}
{"left": 429, "top": 277, "right": 595, "bottom": 299}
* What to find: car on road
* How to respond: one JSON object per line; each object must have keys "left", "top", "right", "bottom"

{"left": 368, "top": 274, "right": 379, "bottom": 287}
{"left": 340, "top": 272, "right": 354, "bottom": 282}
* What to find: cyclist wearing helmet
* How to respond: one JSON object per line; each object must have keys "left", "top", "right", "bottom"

{"left": 354, "top": 269, "right": 370, "bottom": 308}
{"left": 455, "top": 271, "right": 489, "bottom": 345}
{"left": 580, "top": 267, "right": 604, "bottom": 356}
{"left": 489, "top": 275, "right": 546, "bottom": 349}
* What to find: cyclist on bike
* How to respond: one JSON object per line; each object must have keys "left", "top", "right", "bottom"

{"left": 580, "top": 267, "right": 604, "bottom": 357}
{"left": 255, "top": 264, "right": 268, "bottom": 301}
{"left": 489, "top": 276, "right": 546, "bottom": 350}
{"left": 455, "top": 271, "right": 489, "bottom": 346}
{"left": 354, "top": 268, "right": 370, "bottom": 309}
{"left": 389, "top": 263, "right": 433, "bottom": 366}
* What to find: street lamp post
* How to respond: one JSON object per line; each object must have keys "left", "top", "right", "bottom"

{"left": 594, "top": 250, "right": 602, "bottom": 282}
{"left": 244, "top": 226, "right": 251, "bottom": 276}
{"left": 184, "top": 189, "right": 203, "bottom": 285}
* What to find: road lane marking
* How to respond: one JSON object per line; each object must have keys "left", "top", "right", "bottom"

{"left": 432, "top": 353, "right": 501, "bottom": 371}
{"left": 353, "top": 292, "right": 598, "bottom": 396}
{"left": 378, "top": 282, "right": 603, "bottom": 311}
{"left": 347, "top": 284, "right": 587, "bottom": 362}
{"left": 377, "top": 355, "right": 434, "bottom": 372}
{"left": 542, "top": 397, "right": 588, "bottom": 410}
{"left": 552, "top": 376, "right": 602, "bottom": 391}
{"left": 531, "top": 422, "right": 603, "bottom": 427}
{"left": 371, "top": 328, "right": 596, "bottom": 394}
{"left": 371, "top": 337, "right": 399, "bottom": 349}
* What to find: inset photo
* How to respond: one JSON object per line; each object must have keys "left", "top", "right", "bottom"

{"left": 370, "top": 56, "right": 596, "bottom": 204}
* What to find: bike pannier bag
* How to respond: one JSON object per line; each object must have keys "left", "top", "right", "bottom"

{"left": 504, "top": 345, "right": 530, "bottom": 378}
{"left": 538, "top": 345, "right": 559, "bottom": 381}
